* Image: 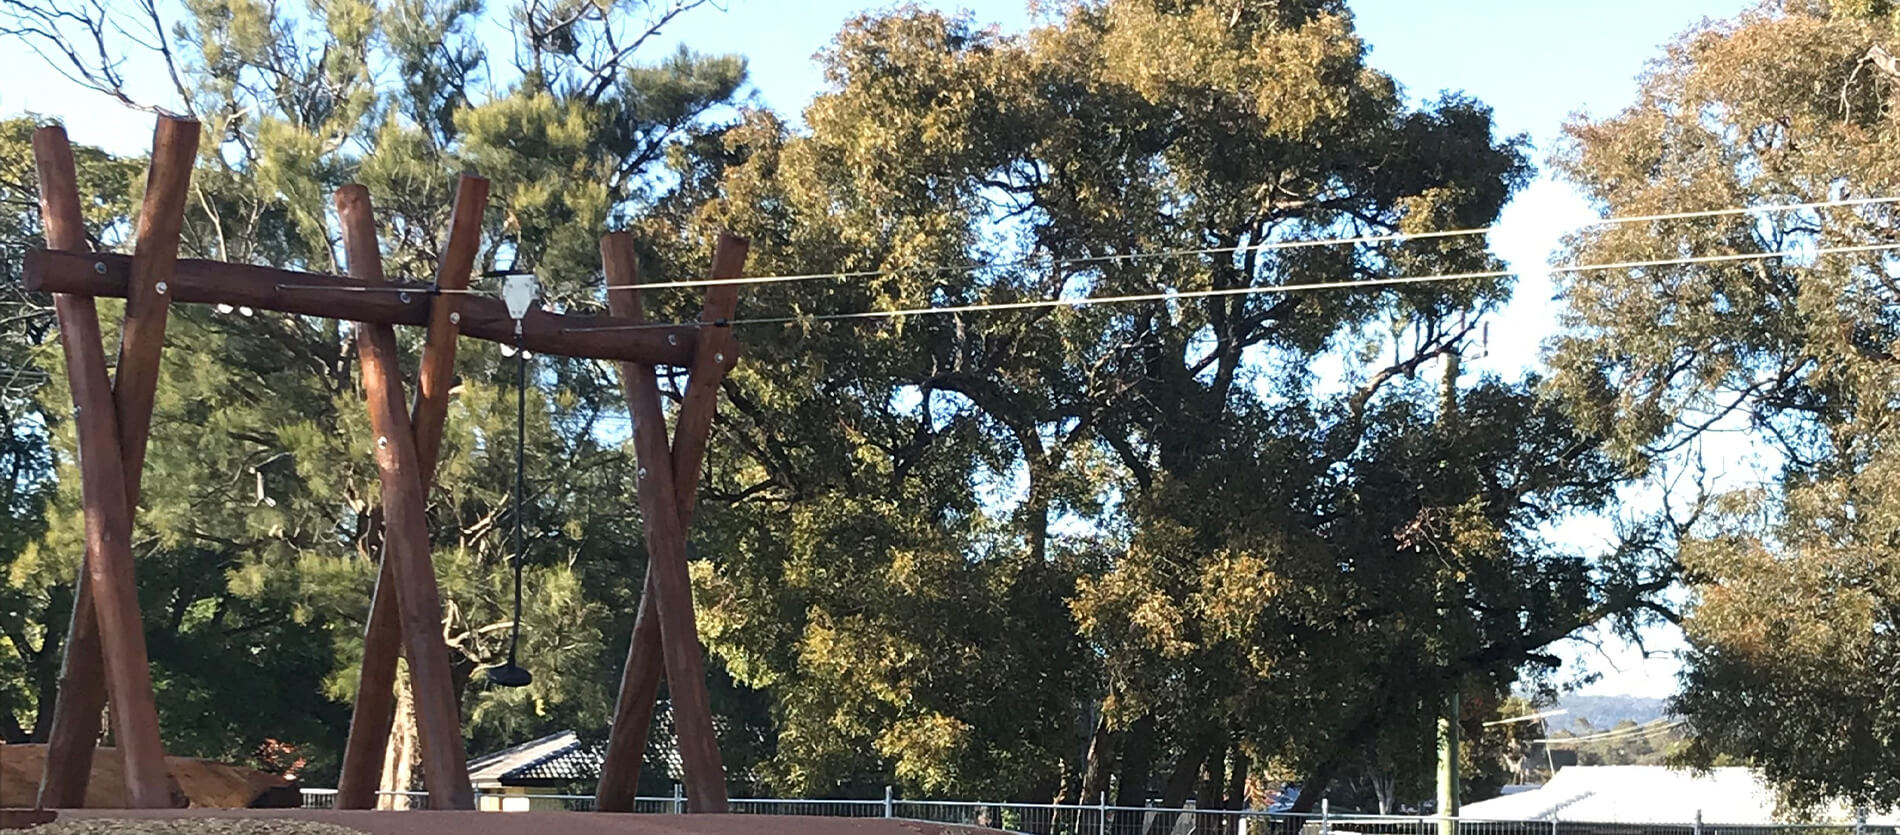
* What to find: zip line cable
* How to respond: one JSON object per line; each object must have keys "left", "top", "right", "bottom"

{"left": 274, "top": 195, "right": 1898, "bottom": 299}
{"left": 611, "top": 194, "right": 1900, "bottom": 292}
{"left": 560, "top": 240, "right": 1900, "bottom": 332}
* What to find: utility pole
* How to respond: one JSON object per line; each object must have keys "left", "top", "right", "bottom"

{"left": 1435, "top": 341, "right": 1463, "bottom": 835}
{"left": 1437, "top": 691, "right": 1460, "bottom": 834}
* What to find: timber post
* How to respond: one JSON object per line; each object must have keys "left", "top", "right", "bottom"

{"left": 28, "top": 114, "right": 742, "bottom": 813}
{"left": 595, "top": 231, "right": 746, "bottom": 813}
{"left": 336, "top": 186, "right": 477, "bottom": 810}
{"left": 336, "top": 175, "right": 488, "bottom": 810}
{"left": 33, "top": 117, "right": 199, "bottom": 809}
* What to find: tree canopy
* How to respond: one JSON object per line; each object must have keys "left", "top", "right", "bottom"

{"left": 8, "top": 0, "right": 1876, "bottom": 817}
{"left": 1549, "top": 0, "right": 1900, "bottom": 813}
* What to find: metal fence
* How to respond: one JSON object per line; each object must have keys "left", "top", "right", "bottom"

{"left": 297, "top": 789, "right": 1893, "bottom": 835}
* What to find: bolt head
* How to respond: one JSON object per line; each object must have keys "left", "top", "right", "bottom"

{"left": 398, "top": 291, "right": 412, "bottom": 304}
{"left": 376, "top": 436, "right": 389, "bottom": 449}
{"left": 449, "top": 311, "right": 461, "bottom": 325}
{"left": 715, "top": 352, "right": 727, "bottom": 364}
{"left": 667, "top": 334, "right": 679, "bottom": 346}
{"left": 638, "top": 466, "right": 648, "bottom": 479}
{"left": 93, "top": 261, "right": 107, "bottom": 274}
{"left": 154, "top": 281, "right": 168, "bottom": 295}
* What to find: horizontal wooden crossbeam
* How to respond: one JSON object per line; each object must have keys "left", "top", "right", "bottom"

{"left": 25, "top": 249, "right": 699, "bottom": 366}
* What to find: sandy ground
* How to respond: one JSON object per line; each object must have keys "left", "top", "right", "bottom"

{"left": 29, "top": 810, "right": 981, "bottom": 835}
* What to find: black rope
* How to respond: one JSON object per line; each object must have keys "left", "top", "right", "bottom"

{"left": 488, "top": 328, "right": 533, "bottom": 688}
{"left": 507, "top": 329, "right": 527, "bottom": 669}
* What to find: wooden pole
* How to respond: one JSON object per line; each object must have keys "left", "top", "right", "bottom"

{"left": 57, "top": 280, "right": 172, "bottom": 809}
{"left": 31, "top": 125, "right": 111, "bottom": 810}
{"left": 336, "top": 175, "right": 487, "bottom": 809}
{"left": 595, "top": 231, "right": 745, "bottom": 813}
{"left": 30, "top": 120, "right": 189, "bottom": 809}
{"left": 114, "top": 115, "right": 198, "bottom": 495}
{"left": 25, "top": 250, "right": 696, "bottom": 366}
{"left": 336, "top": 185, "right": 475, "bottom": 811}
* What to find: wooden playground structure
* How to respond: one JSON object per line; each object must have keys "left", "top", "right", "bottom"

{"left": 22, "top": 114, "right": 745, "bottom": 814}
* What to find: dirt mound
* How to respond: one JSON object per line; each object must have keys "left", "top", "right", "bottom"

{"left": 1, "top": 743, "right": 299, "bottom": 809}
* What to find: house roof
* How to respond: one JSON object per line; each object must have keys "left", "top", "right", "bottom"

{"left": 1460, "top": 766, "right": 1900, "bottom": 825}
{"left": 465, "top": 708, "right": 709, "bottom": 789}
{"left": 466, "top": 731, "right": 602, "bottom": 788}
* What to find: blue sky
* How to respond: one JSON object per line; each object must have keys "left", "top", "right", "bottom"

{"left": 2, "top": 0, "right": 1759, "bottom": 698}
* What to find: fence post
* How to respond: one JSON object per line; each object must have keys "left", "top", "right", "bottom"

{"left": 1099, "top": 791, "right": 1109, "bottom": 835}
{"left": 1550, "top": 814, "right": 1559, "bottom": 835}
{"left": 884, "top": 785, "right": 894, "bottom": 818}
{"left": 1693, "top": 810, "right": 1702, "bottom": 835}
{"left": 1321, "top": 798, "right": 1332, "bottom": 835}
{"left": 672, "top": 783, "right": 685, "bottom": 814}
{"left": 1855, "top": 810, "right": 1866, "bottom": 835}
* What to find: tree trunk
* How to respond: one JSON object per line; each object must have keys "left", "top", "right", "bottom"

{"left": 1024, "top": 772, "right": 1061, "bottom": 835}
{"left": 1055, "top": 753, "right": 1081, "bottom": 807}
{"left": 1225, "top": 748, "right": 1249, "bottom": 810}
{"left": 1198, "top": 733, "right": 1227, "bottom": 808}
{"left": 1112, "top": 715, "right": 1156, "bottom": 835}
{"left": 1372, "top": 770, "right": 1397, "bottom": 815}
{"left": 26, "top": 583, "right": 73, "bottom": 742}
{"left": 1146, "top": 734, "right": 1212, "bottom": 835}
{"left": 378, "top": 665, "right": 419, "bottom": 808}
{"left": 28, "top": 662, "right": 60, "bottom": 743}
{"left": 1197, "top": 733, "right": 1229, "bottom": 835}
{"left": 1, "top": 711, "right": 27, "bottom": 743}
{"left": 1057, "top": 702, "right": 1102, "bottom": 805}
{"left": 1077, "top": 710, "right": 1118, "bottom": 805}
{"left": 1286, "top": 759, "right": 1334, "bottom": 814}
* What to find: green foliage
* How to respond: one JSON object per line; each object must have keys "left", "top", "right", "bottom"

{"left": 5, "top": 0, "right": 1683, "bottom": 811}
{"left": 670, "top": 0, "right": 1654, "bottom": 807}
{"left": 1549, "top": 1, "right": 1900, "bottom": 812}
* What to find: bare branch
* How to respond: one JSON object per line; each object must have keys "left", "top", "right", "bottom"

{"left": 0, "top": 0, "right": 186, "bottom": 114}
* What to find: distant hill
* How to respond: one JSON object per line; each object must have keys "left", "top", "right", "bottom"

{"left": 1554, "top": 695, "right": 1669, "bottom": 732}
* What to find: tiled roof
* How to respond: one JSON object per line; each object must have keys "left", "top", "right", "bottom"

{"left": 507, "top": 734, "right": 603, "bottom": 785}
{"left": 467, "top": 731, "right": 598, "bottom": 788}
{"left": 466, "top": 702, "right": 722, "bottom": 788}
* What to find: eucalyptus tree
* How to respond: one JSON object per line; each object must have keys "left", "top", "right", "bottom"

{"left": 675, "top": 0, "right": 1655, "bottom": 807}
{"left": 1550, "top": 0, "right": 1900, "bottom": 811}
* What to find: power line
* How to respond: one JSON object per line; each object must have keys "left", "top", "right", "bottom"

{"left": 1485, "top": 709, "right": 1569, "bottom": 727}
{"left": 561, "top": 240, "right": 1900, "bottom": 332}
{"left": 1532, "top": 719, "right": 1686, "bottom": 746}
{"left": 615, "top": 195, "right": 1900, "bottom": 292}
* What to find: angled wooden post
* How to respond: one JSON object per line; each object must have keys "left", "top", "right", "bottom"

{"left": 595, "top": 231, "right": 745, "bottom": 813}
{"left": 336, "top": 175, "right": 487, "bottom": 810}
{"left": 336, "top": 185, "right": 476, "bottom": 811}
{"left": 31, "top": 125, "right": 113, "bottom": 811}
{"left": 33, "top": 117, "right": 197, "bottom": 809}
